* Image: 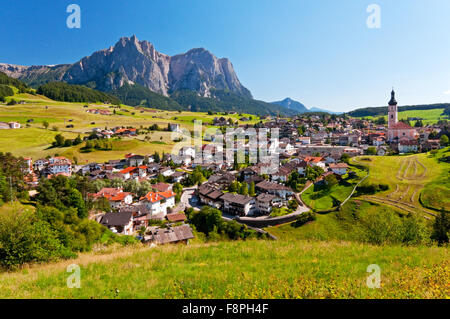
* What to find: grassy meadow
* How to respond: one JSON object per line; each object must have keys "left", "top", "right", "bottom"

{"left": 0, "top": 236, "right": 448, "bottom": 299}
{"left": 358, "top": 108, "right": 447, "bottom": 125}
{"left": 0, "top": 93, "right": 266, "bottom": 162}
{"left": 350, "top": 148, "right": 450, "bottom": 216}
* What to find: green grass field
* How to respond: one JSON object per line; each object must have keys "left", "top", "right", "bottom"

{"left": 358, "top": 108, "right": 447, "bottom": 125}
{"left": 350, "top": 148, "right": 450, "bottom": 216}
{"left": 0, "top": 235, "right": 447, "bottom": 298}
{"left": 301, "top": 168, "right": 367, "bottom": 212}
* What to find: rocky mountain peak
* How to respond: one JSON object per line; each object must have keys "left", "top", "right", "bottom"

{"left": 0, "top": 36, "right": 251, "bottom": 99}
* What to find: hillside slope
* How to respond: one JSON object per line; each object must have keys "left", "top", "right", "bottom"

{"left": 0, "top": 239, "right": 447, "bottom": 298}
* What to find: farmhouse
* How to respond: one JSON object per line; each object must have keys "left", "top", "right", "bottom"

{"left": 100, "top": 211, "right": 134, "bottom": 235}
{"left": 329, "top": 163, "right": 350, "bottom": 175}
{"left": 145, "top": 225, "right": 194, "bottom": 245}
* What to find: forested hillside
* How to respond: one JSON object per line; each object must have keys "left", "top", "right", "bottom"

{"left": 111, "top": 83, "right": 182, "bottom": 110}
{"left": 348, "top": 103, "right": 450, "bottom": 118}
{"left": 37, "top": 82, "right": 121, "bottom": 104}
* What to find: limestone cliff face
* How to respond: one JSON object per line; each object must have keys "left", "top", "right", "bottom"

{"left": 0, "top": 35, "right": 252, "bottom": 98}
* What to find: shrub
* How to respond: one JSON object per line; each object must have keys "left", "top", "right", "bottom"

{"left": 293, "top": 211, "right": 316, "bottom": 227}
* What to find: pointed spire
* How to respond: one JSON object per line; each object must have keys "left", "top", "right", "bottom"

{"left": 389, "top": 88, "right": 397, "bottom": 106}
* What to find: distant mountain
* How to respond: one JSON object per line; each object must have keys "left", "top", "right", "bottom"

{"left": 271, "top": 97, "right": 342, "bottom": 115}
{"left": 271, "top": 98, "right": 308, "bottom": 113}
{"left": 0, "top": 35, "right": 252, "bottom": 99}
{"left": 308, "top": 106, "right": 342, "bottom": 115}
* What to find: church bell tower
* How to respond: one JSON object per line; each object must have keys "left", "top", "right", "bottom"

{"left": 388, "top": 89, "right": 398, "bottom": 129}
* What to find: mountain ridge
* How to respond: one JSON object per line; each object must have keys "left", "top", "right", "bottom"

{"left": 0, "top": 35, "right": 252, "bottom": 99}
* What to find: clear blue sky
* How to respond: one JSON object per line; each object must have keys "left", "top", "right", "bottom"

{"left": 1, "top": 0, "right": 450, "bottom": 112}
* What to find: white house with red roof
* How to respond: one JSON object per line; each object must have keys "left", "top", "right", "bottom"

{"left": 90, "top": 187, "right": 133, "bottom": 209}
{"left": 139, "top": 190, "right": 176, "bottom": 217}
{"left": 47, "top": 156, "right": 72, "bottom": 176}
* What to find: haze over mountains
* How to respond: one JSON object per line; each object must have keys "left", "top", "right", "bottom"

{"left": 271, "top": 97, "right": 342, "bottom": 115}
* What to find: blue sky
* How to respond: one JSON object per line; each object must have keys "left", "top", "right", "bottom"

{"left": 1, "top": 0, "right": 450, "bottom": 112}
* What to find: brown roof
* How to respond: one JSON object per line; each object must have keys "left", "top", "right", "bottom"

{"left": 166, "top": 213, "right": 187, "bottom": 222}
{"left": 100, "top": 212, "right": 132, "bottom": 227}
{"left": 256, "top": 193, "right": 278, "bottom": 203}
{"left": 152, "top": 182, "right": 171, "bottom": 192}
{"left": 220, "top": 193, "right": 254, "bottom": 205}
{"left": 256, "top": 180, "right": 292, "bottom": 192}
{"left": 149, "top": 225, "right": 194, "bottom": 244}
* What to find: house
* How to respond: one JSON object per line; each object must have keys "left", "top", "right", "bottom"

{"left": 120, "top": 166, "right": 138, "bottom": 180}
{"left": 298, "top": 137, "right": 311, "bottom": 145}
{"left": 90, "top": 188, "right": 133, "bottom": 209}
{"left": 145, "top": 224, "right": 194, "bottom": 245}
{"left": 140, "top": 190, "right": 176, "bottom": 217}
{"left": 197, "top": 184, "right": 224, "bottom": 209}
{"left": 221, "top": 193, "right": 255, "bottom": 216}
{"left": 127, "top": 155, "right": 145, "bottom": 167}
{"left": 8, "top": 122, "right": 21, "bottom": 129}
{"left": 255, "top": 180, "right": 294, "bottom": 199}
{"left": 398, "top": 140, "right": 419, "bottom": 153}
{"left": 33, "top": 158, "right": 48, "bottom": 171}
{"left": 47, "top": 157, "right": 72, "bottom": 176}
{"left": 152, "top": 182, "right": 172, "bottom": 192}
{"left": 159, "top": 167, "right": 175, "bottom": 177}
{"left": 304, "top": 156, "right": 326, "bottom": 169}
{"left": 256, "top": 193, "right": 283, "bottom": 214}
{"left": 169, "top": 123, "right": 182, "bottom": 133}
{"left": 170, "top": 171, "right": 187, "bottom": 183}
{"left": 166, "top": 213, "right": 187, "bottom": 223}
{"left": 100, "top": 211, "right": 134, "bottom": 235}
{"left": 329, "top": 163, "right": 350, "bottom": 175}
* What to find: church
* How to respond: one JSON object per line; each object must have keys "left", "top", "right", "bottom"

{"left": 387, "top": 90, "right": 418, "bottom": 142}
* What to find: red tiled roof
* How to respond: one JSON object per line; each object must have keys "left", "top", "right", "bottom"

{"left": 120, "top": 167, "right": 137, "bottom": 174}
{"left": 390, "top": 122, "right": 414, "bottom": 130}
{"left": 140, "top": 190, "right": 176, "bottom": 203}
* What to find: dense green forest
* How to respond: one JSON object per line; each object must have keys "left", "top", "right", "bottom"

{"left": 0, "top": 71, "right": 29, "bottom": 92}
{"left": 110, "top": 84, "right": 298, "bottom": 116}
{"left": 0, "top": 85, "right": 14, "bottom": 101}
{"left": 111, "top": 83, "right": 183, "bottom": 110}
{"left": 171, "top": 89, "right": 298, "bottom": 116}
{"left": 0, "top": 72, "right": 31, "bottom": 101}
{"left": 348, "top": 103, "right": 450, "bottom": 117}
{"left": 37, "top": 82, "right": 121, "bottom": 104}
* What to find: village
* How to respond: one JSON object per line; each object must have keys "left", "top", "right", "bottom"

{"left": 16, "top": 90, "right": 448, "bottom": 246}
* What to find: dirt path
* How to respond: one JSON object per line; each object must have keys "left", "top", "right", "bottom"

{"left": 402, "top": 158, "right": 413, "bottom": 180}
{"left": 367, "top": 196, "right": 437, "bottom": 218}
{"left": 398, "top": 185, "right": 410, "bottom": 201}
{"left": 387, "top": 184, "right": 399, "bottom": 198}
{"left": 396, "top": 159, "right": 407, "bottom": 181}
{"left": 363, "top": 196, "right": 431, "bottom": 220}
{"left": 416, "top": 157, "right": 427, "bottom": 178}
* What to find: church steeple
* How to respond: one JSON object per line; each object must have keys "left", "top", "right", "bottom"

{"left": 389, "top": 89, "right": 397, "bottom": 106}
